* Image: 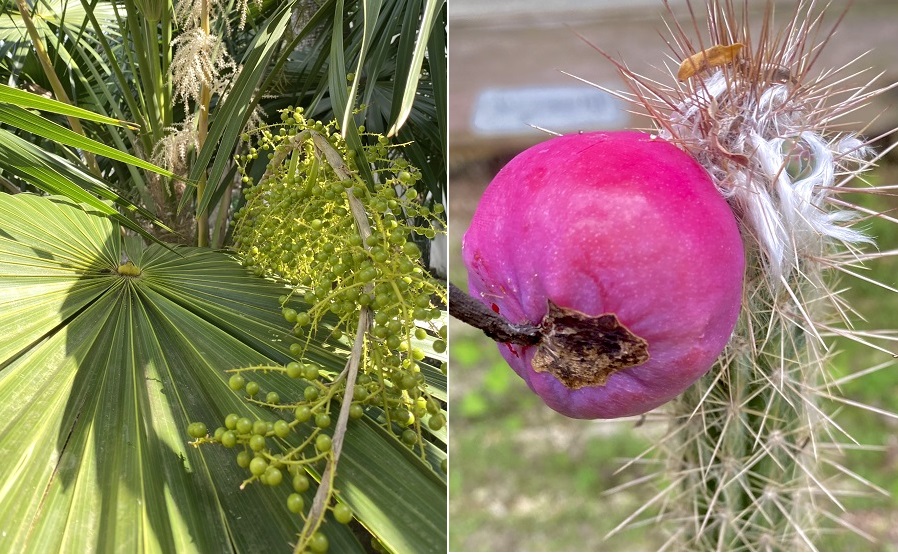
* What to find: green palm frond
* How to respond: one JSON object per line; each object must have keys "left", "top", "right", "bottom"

{"left": 0, "top": 193, "right": 447, "bottom": 553}
{"left": 0, "top": 126, "right": 172, "bottom": 240}
{"left": 258, "top": 0, "right": 446, "bottom": 201}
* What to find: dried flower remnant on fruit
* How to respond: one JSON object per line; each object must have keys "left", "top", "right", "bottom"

{"left": 532, "top": 301, "right": 649, "bottom": 389}
{"left": 449, "top": 287, "right": 650, "bottom": 389}
{"left": 677, "top": 43, "right": 744, "bottom": 81}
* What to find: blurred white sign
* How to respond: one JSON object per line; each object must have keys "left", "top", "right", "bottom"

{"left": 471, "top": 85, "right": 627, "bottom": 136}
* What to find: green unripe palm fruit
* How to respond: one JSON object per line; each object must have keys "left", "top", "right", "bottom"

{"left": 294, "top": 405, "right": 312, "bottom": 423}
{"left": 315, "top": 414, "right": 331, "bottom": 429}
{"left": 273, "top": 419, "right": 291, "bottom": 438}
{"left": 236, "top": 450, "right": 252, "bottom": 468}
{"left": 286, "top": 362, "right": 303, "bottom": 378}
{"left": 287, "top": 493, "right": 305, "bottom": 514}
{"left": 249, "top": 457, "right": 268, "bottom": 476}
{"left": 249, "top": 434, "right": 266, "bottom": 452}
{"left": 225, "top": 413, "right": 239, "bottom": 429}
{"left": 187, "top": 422, "right": 207, "bottom": 438}
{"left": 333, "top": 503, "right": 353, "bottom": 524}
{"left": 221, "top": 431, "right": 237, "bottom": 448}
{"left": 309, "top": 532, "right": 329, "bottom": 553}
{"left": 293, "top": 473, "right": 310, "bottom": 493}
{"left": 283, "top": 307, "right": 298, "bottom": 322}
{"left": 252, "top": 420, "right": 268, "bottom": 435}
{"left": 263, "top": 466, "right": 283, "bottom": 486}
{"left": 428, "top": 414, "right": 446, "bottom": 431}
{"left": 400, "top": 429, "right": 417, "bottom": 445}
{"left": 316, "top": 434, "right": 332, "bottom": 452}
{"left": 236, "top": 417, "right": 253, "bottom": 434}
{"left": 228, "top": 374, "right": 246, "bottom": 391}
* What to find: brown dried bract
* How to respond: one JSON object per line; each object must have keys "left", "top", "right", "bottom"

{"left": 678, "top": 43, "right": 744, "bottom": 81}
{"left": 531, "top": 300, "right": 650, "bottom": 390}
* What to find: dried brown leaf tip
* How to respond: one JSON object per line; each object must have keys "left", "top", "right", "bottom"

{"left": 677, "top": 43, "right": 744, "bottom": 81}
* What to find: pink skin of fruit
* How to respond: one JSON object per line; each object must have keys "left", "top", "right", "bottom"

{"left": 463, "top": 131, "right": 745, "bottom": 419}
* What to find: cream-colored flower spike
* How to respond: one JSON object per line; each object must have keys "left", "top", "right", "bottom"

{"left": 152, "top": 115, "right": 201, "bottom": 178}
{"left": 170, "top": 28, "right": 237, "bottom": 113}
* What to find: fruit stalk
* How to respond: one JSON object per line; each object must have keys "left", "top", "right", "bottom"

{"left": 293, "top": 132, "right": 374, "bottom": 554}
{"left": 295, "top": 307, "right": 369, "bottom": 554}
{"left": 448, "top": 282, "right": 540, "bottom": 345}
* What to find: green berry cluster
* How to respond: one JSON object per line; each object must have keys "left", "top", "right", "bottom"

{"left": 236, "top": 110, "right": 444, "bottom": 352}
{"left": 186, "top": 108, "right": 447, "bottom": 548}
{"left": 230, "top": 108, "right": 446, "bottom": 436}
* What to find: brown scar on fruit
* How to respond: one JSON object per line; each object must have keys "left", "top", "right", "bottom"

{"left": 678, "top": 43, "right": 744, "bottom": 81}
{"left": 447, "top": 284, "right": 649, "bottom": 384}
{"left": 532, "top": 300, "right": 649, "bottom": 389}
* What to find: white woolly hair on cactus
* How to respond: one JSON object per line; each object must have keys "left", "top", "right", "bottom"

{"left": 568, "top": 0, "right": 898, "bottom": 549}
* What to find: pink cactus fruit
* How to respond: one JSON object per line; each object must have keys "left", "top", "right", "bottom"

{"left": 462, "top": 131, "right": 745, "bottom": 419}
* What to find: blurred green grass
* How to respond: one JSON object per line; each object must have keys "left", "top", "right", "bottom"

{"left": 448, "top": 163, "right": 898, "bottom": 552}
